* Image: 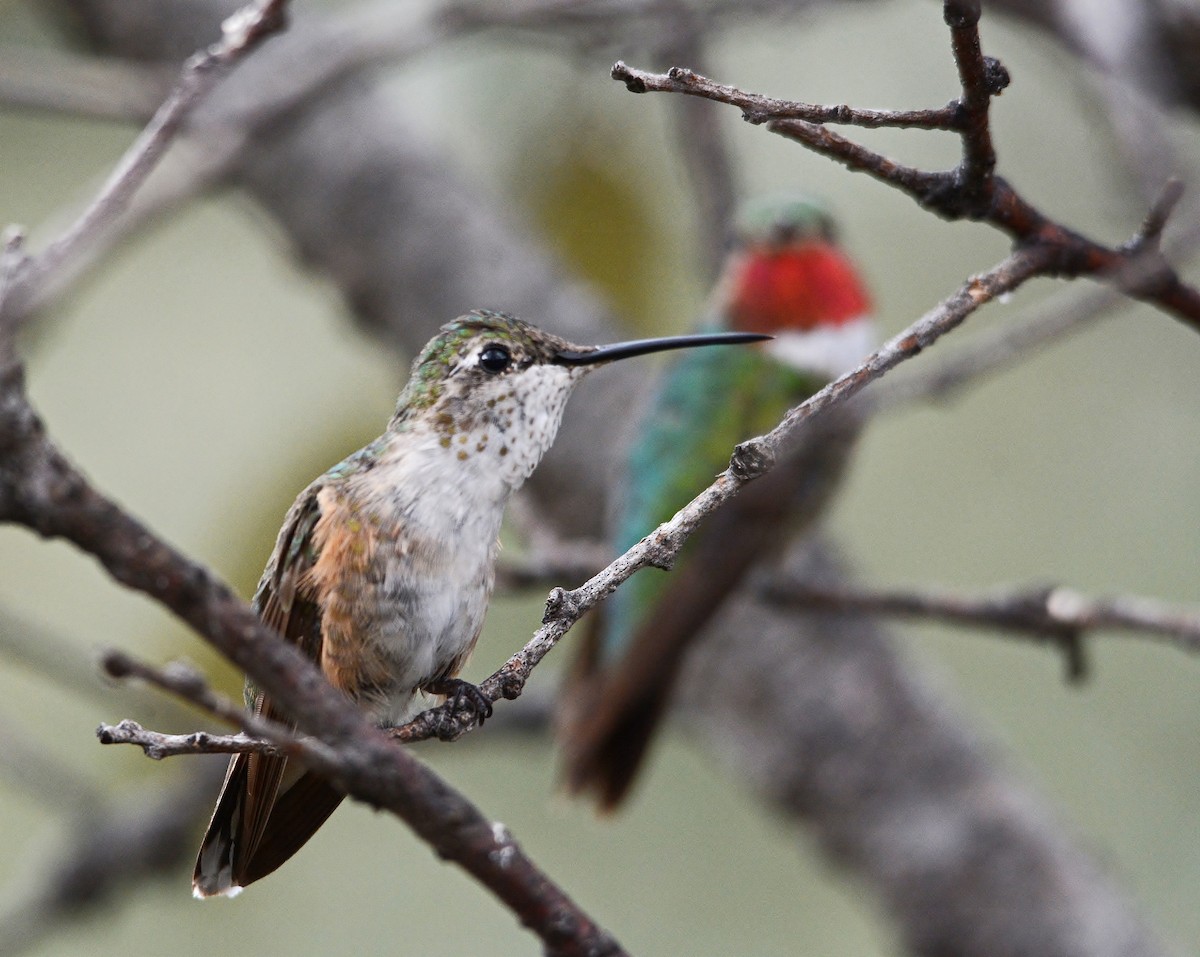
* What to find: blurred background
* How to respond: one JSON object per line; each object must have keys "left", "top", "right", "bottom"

{"left": 0, "top": 0, "right": 1197, "bottom": 954}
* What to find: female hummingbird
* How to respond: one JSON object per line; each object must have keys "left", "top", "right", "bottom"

{"left": 192, "top": 310, "right": 766, "bottom": 897}
{"left": 558, "top": 196, "right": 875, "bottom": 810}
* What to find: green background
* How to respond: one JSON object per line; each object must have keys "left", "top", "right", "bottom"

{"left": 0, "top": 2, "right": 1197, "bottom": 954}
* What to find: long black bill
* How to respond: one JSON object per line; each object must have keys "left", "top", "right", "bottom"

{"left": 555, "top": 331, "right": 770, "bottom": 367}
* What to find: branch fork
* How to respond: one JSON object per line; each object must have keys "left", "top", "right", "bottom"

{"left": 613, "top": 0, "right": 1200, "bottom": 329}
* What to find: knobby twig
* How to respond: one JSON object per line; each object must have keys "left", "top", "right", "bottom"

{"left": 99, "top": 720, "right": 282, "bottom": 761}
{"left": 610, "top": 0, "right": 1200, "bottom": 332}
{"left": 97, "top": 651, "right": 301, "bottom": 759}
{"left": 33, "top": 3, "right": 1178, "bottom": 955}
{"left": 767, "top": 579, "right": 1200, "bottom": 683}
{"left": 872, "top": 180, "right": 1200, "bottom": 407}
{"left": 2, "top": 3, "right": 1180, "bottom": 954}
{"left": 0, "top": 0, "right": 776, "bottom": 327}
{"left": 612, "top": 59, "right": 959, "bottom": 129}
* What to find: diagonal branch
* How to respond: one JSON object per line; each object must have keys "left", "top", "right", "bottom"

{"left": 0, "top": 370, "right": 624, "bottom": 957}
{"left": 0, "top": 2, "right": 623, "bottom": 952}
{"left": 394, "top": 245, "right": 1057, "bottom": 742}
{"left": 101, "top": 248, "right": 1063, "bottom": 753}
{"left": 0, "top": 0, "right": 289, "bottom": 330}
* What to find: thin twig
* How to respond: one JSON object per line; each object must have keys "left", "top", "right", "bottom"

{"left": 0, "top": 3, "right": 624, "bottom": 950}
{"left": 611, "top": 0, "right": 1200, "bottom": 332}
{"left": 97, "top": 651, "right": 310, "bottom": 758}
{"left": 612, "top": 62, "right": 960, "bottom": 129}
{"left": 0, "top": 0, "right": 289, "bottom": 327}
{"left": 0, "top": 433, "right": 621, "bottom": 954}
{"left": 765, "top": 579, "right": 1200, "bottom": 682}
{"left": 875, "top": 284, "right": 1122, "bottom": 408}
{"left": 98, "top": 719, "right": 283, "bottom": 760}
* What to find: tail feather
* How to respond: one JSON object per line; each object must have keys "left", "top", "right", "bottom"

{"left": 562, "top": 676, "right": 672, "bottom": 812}
{"left": 193, "top": 754, "right": 250, "bottom": 898}
{"left": 560, "top": 423, "right": 862, "bottom": 810}
{"left": 192, "top": 753, "right": 344, "bottom": 898}
{"left": 235, "top": 771, "right": 345, "bottom": 887}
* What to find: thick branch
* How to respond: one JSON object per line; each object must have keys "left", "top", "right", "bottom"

{"left": 20, "top": 4, "right": 1184, "bottom": 955}
{"left": 0, "top": 4, "right": 622, "bottom": 951}
{"left": 0, "top": 379, "right": 622, "bottom": 956}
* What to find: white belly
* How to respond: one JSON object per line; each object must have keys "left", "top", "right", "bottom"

{"left": 349, "top": 441, "right": 509, "bottom": 725}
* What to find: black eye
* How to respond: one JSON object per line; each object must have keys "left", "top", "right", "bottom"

{"left": 479, "top": 344, "right": 511, "bottom": 373}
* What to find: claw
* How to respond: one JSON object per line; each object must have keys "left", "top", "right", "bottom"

{"left": 426, "top": 677, "right": 493, "bottom": 724}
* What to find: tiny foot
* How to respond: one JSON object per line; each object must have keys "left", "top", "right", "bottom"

{"left": 426, "top": 678, "right": 493, "bottom": 725}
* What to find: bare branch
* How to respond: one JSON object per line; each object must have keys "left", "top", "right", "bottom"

{"left": 612, "top": 61, "right": 961, "bottom": 129}
{"left": 876, "top": 284, "right": 1124, "bottom": 409}
{"left": 98, "top": 650, "right": 317, "bottom": 755}
{"left": 0, "top": 4, "right": 624, "bottom": 950}
{"left": 0, "top": 0, "right": 290, "bottom": 329}
{"left": 766, "top": 578, "right": 1200, "bottom": 682}
{"left": 9, "top": 3, "right": 1185, "bottom": 954}
{"left": 945, "top": 0, "right": 1003, "bottom": 204}
{"left": 611, "top": 2, "right": 1200, "bottom": 332}
{"left": 98, "top": 719, "right": 283, "bottom": 760}
{"left": 678, "top": 536, "right": 1172, "bottom": 957}
{"left": 0, "top": 397, "right": 623, "bottom": 953}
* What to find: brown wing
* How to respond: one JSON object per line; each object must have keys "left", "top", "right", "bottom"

{"left": 193, "top": 486, "right": 345, "bottom": 897}
{"left": 561, "top": 416, "right": 861, "bottom": 810}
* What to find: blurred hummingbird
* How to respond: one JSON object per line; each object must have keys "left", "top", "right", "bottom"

{"left": 192, "top": 310, "right": 766, "bottom": 897}
{"left": 558, "top": 196, "right": 875, "bottom": 810}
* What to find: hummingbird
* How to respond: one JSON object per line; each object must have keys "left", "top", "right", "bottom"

{"left": 558, "top": 196, "right": 875, "bottom": 810}
{"left": 191, "top": 309, "right": 766, "bottom": 897}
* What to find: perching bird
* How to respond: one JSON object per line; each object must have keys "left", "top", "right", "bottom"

{"left": 558, "top": 196, "right": 876, "bottom": 810}
{"left": 192, "top": 310, "right": 766, "bottom": 897}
